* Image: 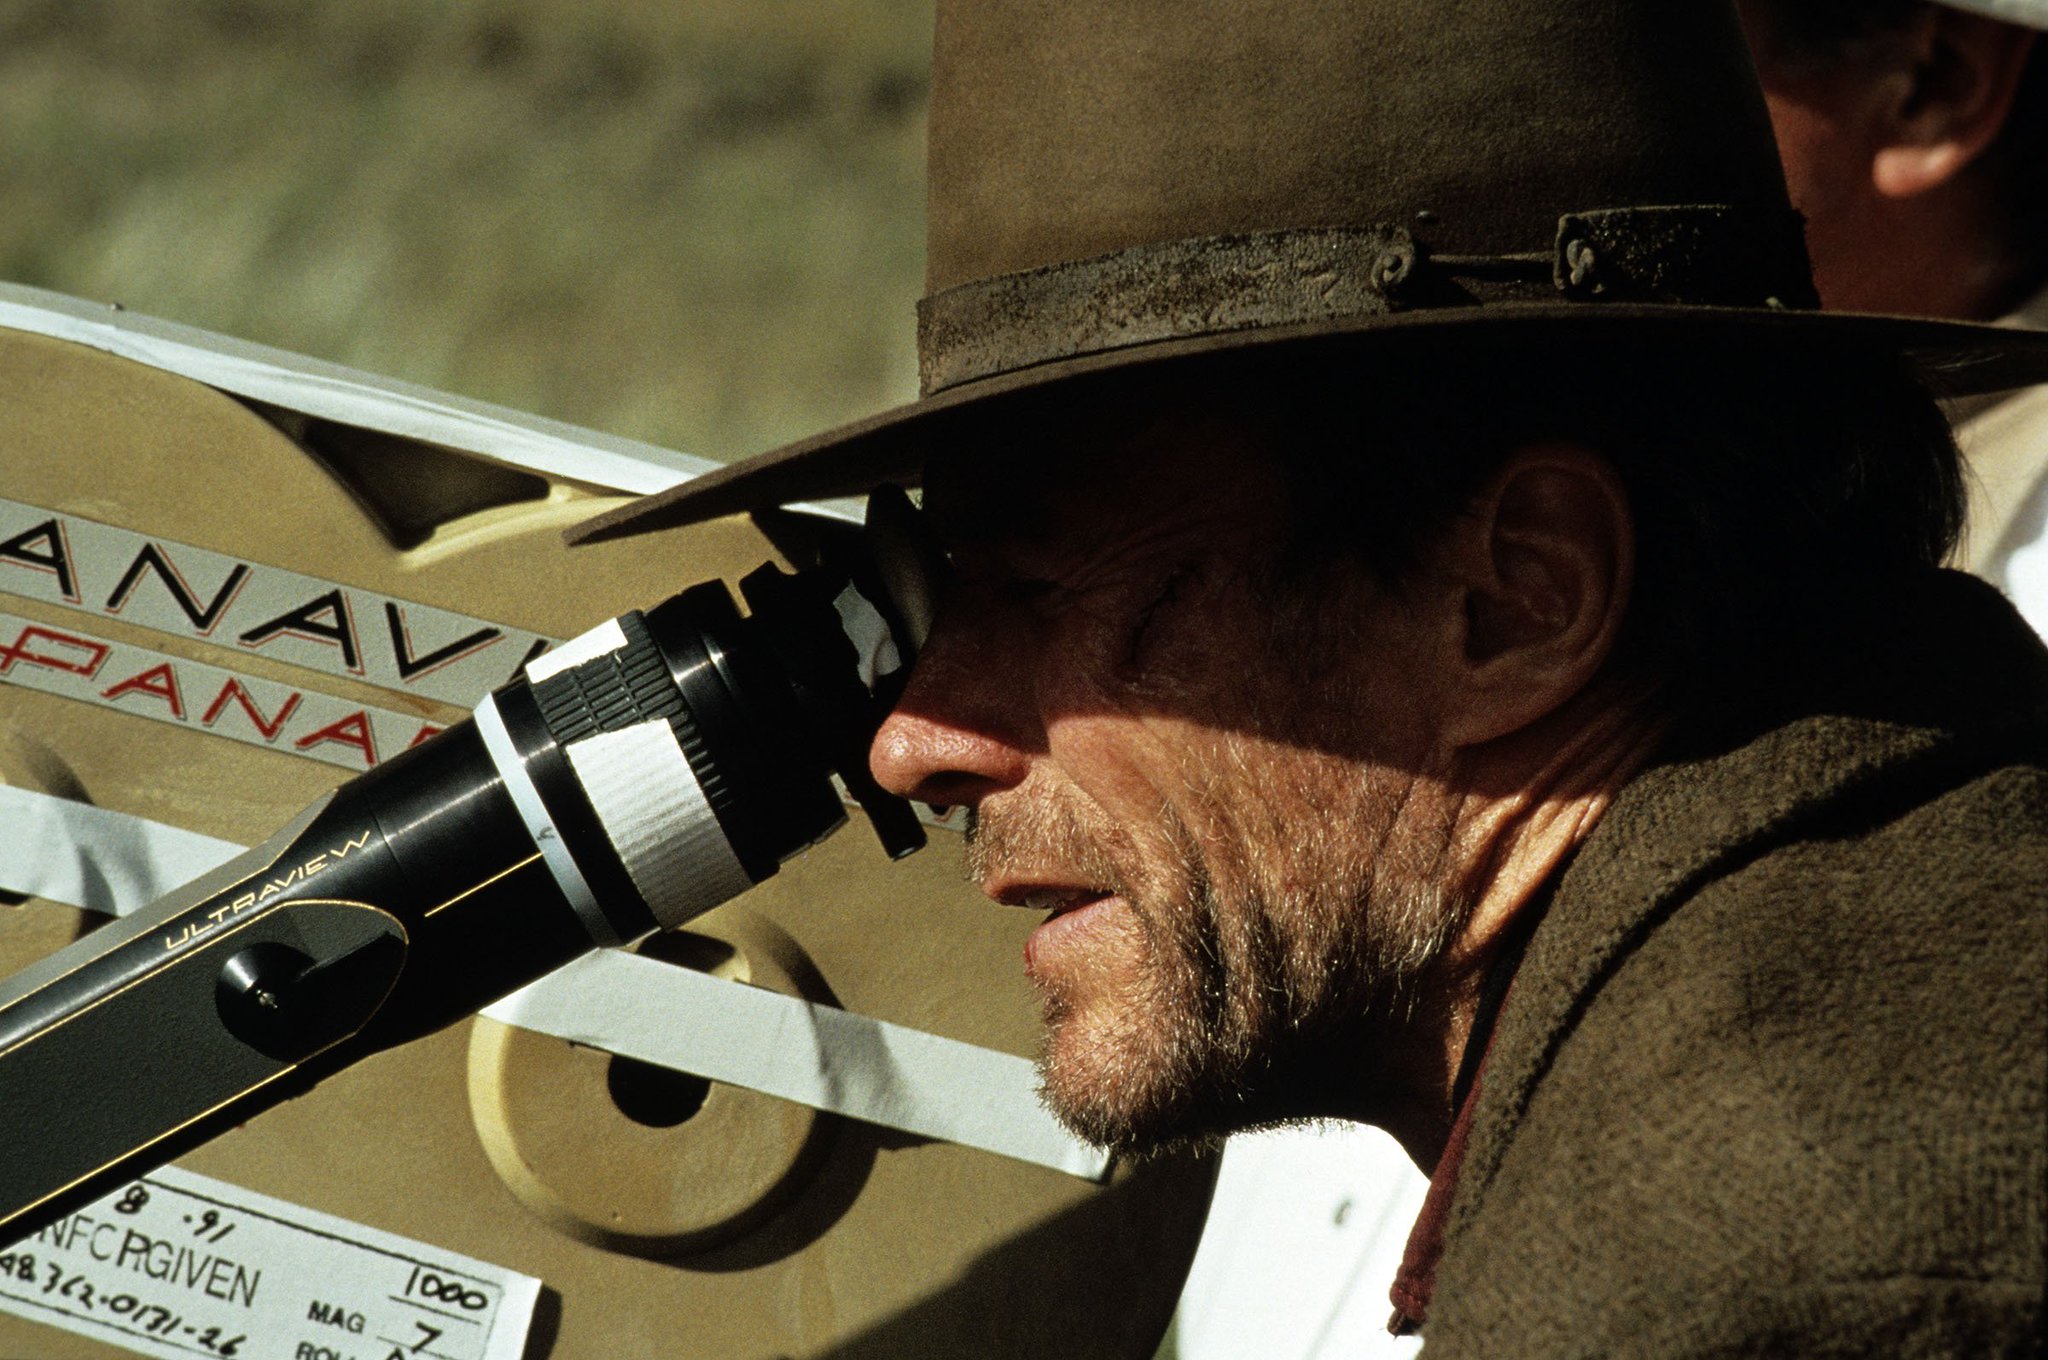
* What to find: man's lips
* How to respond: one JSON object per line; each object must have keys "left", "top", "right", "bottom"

{"left": 1005, "top": 887, "right": 1102, "bottom": 915}
{"left": 988, "top": 884, "right": 1119, "bottom": 974}
{"left": 1023, "top": 895, "right": 1118, "bottom": 974}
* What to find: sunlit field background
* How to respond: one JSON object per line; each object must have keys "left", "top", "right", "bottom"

{"left": 0, "top": 0, "right": 931, "bottom": 463}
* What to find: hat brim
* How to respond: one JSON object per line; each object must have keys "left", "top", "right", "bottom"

{"left": 567, "top": 302, "right": 2048, "bottom": 543}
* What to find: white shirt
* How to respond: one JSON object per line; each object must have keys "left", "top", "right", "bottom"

{"left": 1958, "top": 284, "right": 2048, "bottom": 636}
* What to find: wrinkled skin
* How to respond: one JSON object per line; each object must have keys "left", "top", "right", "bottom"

{"left": 868, "top": 406, "right": 1476, "bottom": 1154}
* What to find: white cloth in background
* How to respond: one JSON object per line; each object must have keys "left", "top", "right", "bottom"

{"left": 1958, "top": 285, "right": 2048, "bottom": 634}
{"left": 1935, "top": 0, "right": 2048, "bottom": 29}
{"left": 1168, "top": 1124, "right": 1429, "bottom": 1360}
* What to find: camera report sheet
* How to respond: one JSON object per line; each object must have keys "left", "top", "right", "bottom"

{"left": 0, "top": 1164, "right": 541, "bottom": 1360}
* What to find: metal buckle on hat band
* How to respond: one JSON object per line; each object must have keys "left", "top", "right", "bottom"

{"left": 1546, "top": 205, "right": 1818, "bottom": 309}
{"left": 914, "top": 206, "right": 1818, "bottom": 395}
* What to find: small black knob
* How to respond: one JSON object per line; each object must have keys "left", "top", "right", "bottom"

{"left": 216, "top": 943, "right": 318, "bottom": 1060}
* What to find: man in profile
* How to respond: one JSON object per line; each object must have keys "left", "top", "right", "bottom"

{"left": 582, "top": 0, "right": 2048, "bottom": 1350}
{"left": 1738, "top": 0, "right": 2048, "bottom": 621}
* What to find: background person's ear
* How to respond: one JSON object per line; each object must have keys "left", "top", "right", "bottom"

{"left": 1872, "top": 8, "right": 2037, "bottom": 198}
{"left": 1436, "top": 442, "right": 1633, "bottom": 749}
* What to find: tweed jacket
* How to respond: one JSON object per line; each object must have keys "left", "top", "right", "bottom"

{"left": 1425, "top": 570, "right": 2048, "bottom": 1357}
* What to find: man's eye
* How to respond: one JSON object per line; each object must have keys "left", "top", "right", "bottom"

{"left": 1121, "top": 564, "right": 1196, "bottom": 671}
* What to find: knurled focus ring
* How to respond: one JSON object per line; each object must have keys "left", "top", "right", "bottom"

{"left": 530, "top": 612, "right": 737, "bottom": 845}
{"left": 532, "top": 613, "right": 685, "bottom": 740}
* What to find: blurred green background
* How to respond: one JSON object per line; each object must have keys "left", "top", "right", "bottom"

{"left": 0, "top": 0, "right": 932, "bottom": 463}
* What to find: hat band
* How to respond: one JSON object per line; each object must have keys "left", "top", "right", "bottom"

{"left": 916, "top": 206, "right": 1818, "bottom": 395}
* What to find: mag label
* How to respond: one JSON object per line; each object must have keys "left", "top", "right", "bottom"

{"left": 0, "top": 1166, "right": 540, "bottom": 1360}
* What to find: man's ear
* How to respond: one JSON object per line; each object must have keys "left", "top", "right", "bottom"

{"left": 1435, "top": 441, "right": 1632, "bottom": 749}
{"left": 1871, "top": 10, "right": 2036, "bottom": 198}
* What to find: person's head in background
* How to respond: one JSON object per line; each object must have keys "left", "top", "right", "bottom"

{"left": 1736, "top": 0, "right": 2046, "bottom": 318}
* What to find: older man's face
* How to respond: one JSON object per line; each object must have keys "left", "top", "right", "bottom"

{"left": 868, "top": 402, "right": 1472, "bottom": 1152}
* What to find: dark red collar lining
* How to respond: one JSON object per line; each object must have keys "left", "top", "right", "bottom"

{"left": 1385, "top": 1025, "right": 1494, "bottom": 1336}
{"left": 1385, "top": 859, "right": 1563, "bottom": 1335}
{"left": 1385, "top": 876, "right": 1557, "bottom": 1336}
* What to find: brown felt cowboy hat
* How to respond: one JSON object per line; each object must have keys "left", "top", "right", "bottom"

{"left": 571, "top": 0, "right": 2048, "bottom": 542}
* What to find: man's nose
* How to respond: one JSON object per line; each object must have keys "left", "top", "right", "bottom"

{"left": 868, "top": 628, "right": 1033, "bottom": 809}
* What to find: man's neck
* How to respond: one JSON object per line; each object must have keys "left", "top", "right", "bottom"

{"left": 1383, "top": 697, "right": 1667, "bottom": 1170}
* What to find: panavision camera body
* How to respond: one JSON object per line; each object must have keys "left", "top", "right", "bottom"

{"left": 0, "top": 488, "right": 936, "bottom": 1244}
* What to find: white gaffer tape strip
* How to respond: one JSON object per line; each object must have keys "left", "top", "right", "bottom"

{"left": 523, "top": 617, "right": 628, "bottom": 684}
{"left": 0, "top": 281, "right": 864, "bottom": 523}
{"left": 832, "top": 582, "right": 902, "bottom": 692}
{"left": 471, "top": 690, "right": 621, "bottom": 948}
{"left": 0, "top": 785, "right": 1109, "bottom": 1180}
{"left": 0, "top": 785, "right": 243, "bottom": 912}
{"left": 481, "top": 950, "right": 1105, "bottom": 1179}
{"left": 562, "top": 721, "right": 754, "bottom": 931}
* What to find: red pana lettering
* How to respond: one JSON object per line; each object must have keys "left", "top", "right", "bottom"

{"left": 100, "top": 662, "right": 185, "bottom": 719}
{"left": 201, "top": 677, "right": 302, "bottom": 742}
{"left": 294, "top": 711, "right": 377, "bottom": 766}
{"left": 0, "top": 625, "right": 109, "bottom": 677}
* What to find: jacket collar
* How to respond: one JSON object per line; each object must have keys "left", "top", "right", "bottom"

{"left": 1447, "top": 569, "right": 2048, "bottom": 1239}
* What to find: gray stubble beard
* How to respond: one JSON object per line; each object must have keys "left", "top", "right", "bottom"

{"left": 966, "top": 771, "right": 1472, "bottom": 1156}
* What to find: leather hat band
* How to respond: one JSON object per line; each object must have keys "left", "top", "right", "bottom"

{"left": 915, "top": 205, "right": 1819, "bottom": 395}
